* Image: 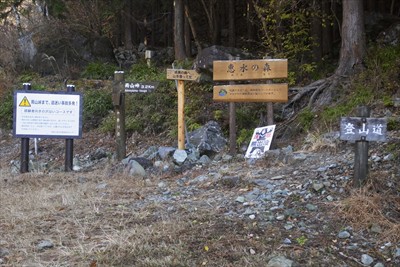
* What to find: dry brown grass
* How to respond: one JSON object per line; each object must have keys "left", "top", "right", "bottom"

{"left": 0, "top": 167, "right": 288, "bottom": 266}
{"left": 335, "top": 175, "right": 400, "bottom": 242}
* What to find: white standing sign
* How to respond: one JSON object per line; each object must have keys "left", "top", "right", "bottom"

{"left": 245, "top": 125, "right": 275, "bottom": 158}
{"left": 13, "top": 91, "right": 83, "bottom": 138}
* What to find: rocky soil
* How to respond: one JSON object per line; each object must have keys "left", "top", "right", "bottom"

{"left": 0, "top": 126, "right": 399, "bottom": 266}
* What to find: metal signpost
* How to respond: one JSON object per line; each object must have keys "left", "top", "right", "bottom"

{"left": 340, "top": 106, "right": 387, "bottom": 187}
{"left": 13, "top": 84, "right": 83, "bottom": 172}
{"left": 166, "top": 68, "right": 200, "bottom": 150}
{"left": 213, "top": 58, "right": 288, "bottom": 155}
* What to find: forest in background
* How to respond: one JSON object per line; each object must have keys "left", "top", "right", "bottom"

{"left": 0, "top": 1, "right": 399, "bottom": 75}
{"left": 1, "top": 0, "right": 400, "bottom": 140}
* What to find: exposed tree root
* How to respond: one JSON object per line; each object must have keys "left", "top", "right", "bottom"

{"left": 284, "top": 74, "right": 349, "bottom": 116}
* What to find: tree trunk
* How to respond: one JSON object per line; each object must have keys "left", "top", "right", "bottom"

{"left": 321, "top": 0, "right": 333, "bottom": 57}
{"left": 228, "top": 0, "right": 235, "bottom": 47}
{"left": 123, "top": 0, "right": 133, "bottom": 50}
{"left": 174, "top": 0, "right": 187, "bottom": 60}
{"left": 246, "top": 0, "right": 255, "bottom": 43}
{"left": 212, "top": 0, "right": 221, "bottom": 44}
{"left": 335, "top": 0, "right": 365, "bottom": 76}
{"left": 184, "top": 2, "right": 202, "bottom": 54}
{"left": 311, "top": 0, "right": 322, "bottom": 62}
{"left": 184, "top": 11, "right": 191, "bottom": 56}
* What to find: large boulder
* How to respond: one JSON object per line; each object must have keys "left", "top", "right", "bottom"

{"left": 377, "top": 21, "right": 400, "bottom": 45}
{"left": 188, "top": 121, "right": 227, "bottom": 156}
{"left": 193, "top": 45, "right": 253, "bottom": 75}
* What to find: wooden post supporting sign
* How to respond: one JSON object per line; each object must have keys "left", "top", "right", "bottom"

{"left": 340, "top": 106, "right": 387, "bottom": 187}
{"left": 167, "top": 68, "right": 200, "bottom": 150}
{"left": 113, "top": 71, "right": 126, "bottom": 161}
{"left": 213, "top": 58, "right": 288, "bottom": 155}
{"left": 112, "top": 72, "right": 159, "bottom": 160}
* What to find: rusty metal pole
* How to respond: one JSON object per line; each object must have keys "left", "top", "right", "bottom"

{"left": 354, "top": 106, "right": 370, "bottom": 187}
{"left": 20, "top": 83, "right": 31, "bottom": 173}
{"left": 65, "top": 85, "right": 75, "bottom": 172}
{"left": 114, "top": 71, "right": 126, "bottom": 160}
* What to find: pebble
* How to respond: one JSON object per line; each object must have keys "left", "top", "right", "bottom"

{"left": 360, "top": 254, "right": 374, "bottom": 266}
{"left": 0, "top": 247, "right": 9, "bottom": 257}
{"left": 338, "top": 230, "right": 351, "bottom": 239}
{"left": 283, "top": 238, "right": 292, "bottom": 244}
{"left": 37, "top": 240, "right": 54, "bottom": 250}
{"left": 266, "top": 255, "right": 294, "bottom": 267}
{"left": 305, "top": 203, "right": 317, "bottom": 211}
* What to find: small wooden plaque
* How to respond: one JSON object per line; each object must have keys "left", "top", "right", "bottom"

{"left": 167, "top": 69, "right": 200, "bottom": 81}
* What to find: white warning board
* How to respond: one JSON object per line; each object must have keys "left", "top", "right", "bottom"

{"left": 13, "top": 91, "right": 83, "bottom": 138}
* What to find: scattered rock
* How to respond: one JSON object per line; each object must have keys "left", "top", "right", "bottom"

{"left": 173, "top": 149, "right": 188, "bottom": 165}
{"left": 127, "top": 160, "right": 146, "bottom": 177}
{"left": 361, "top": 254, "right": 374, "bottom": 266}
{"left": 37, "top": 240, "right": 54, "bottom": 250}
{"left": 266, "top": 255, "right": 294, "bottom": 267}
{"left": 338, "top": 230, "right": 351, "bottom": 239}
{"left": 0, "top": 247, "right": 9, "bottom": 257}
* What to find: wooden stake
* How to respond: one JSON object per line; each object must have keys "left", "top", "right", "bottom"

{"left": 354, "top": 106, "right": 370, "bottom": 187}
{"left": 177, "top": 80, "right": 185, "bottom": 150}
{"left": 229, "top": 101, "right": 236, "bottom": 155}
{"left": 114, "top": 71, "right": 126, "bottom": 160}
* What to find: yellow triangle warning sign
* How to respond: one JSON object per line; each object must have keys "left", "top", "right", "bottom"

{"left": 19, "top": 96, "right": 31, "bottom": 107}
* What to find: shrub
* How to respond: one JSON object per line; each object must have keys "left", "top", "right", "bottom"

{"left": 83, "top": 88, "right": 113, "bottom": 128}
{"left": 0, "top": 91, "right": 14, "bottom": 129}
{"left": 82, "top": 62, "right": 117, "bottom": 80}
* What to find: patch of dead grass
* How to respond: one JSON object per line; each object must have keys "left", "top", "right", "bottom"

{"left": 335, "top": 183, "right": 400, "bottom": 242}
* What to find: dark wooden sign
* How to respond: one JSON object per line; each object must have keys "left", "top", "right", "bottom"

{"left": 124, "top": 82, "right": 158, "bottom": 93}
{"left": 213, "top": 83, "right": 288, "bottom": 102}
{"left": 340, "top": 117, "right": 387, "bottom": 142}
{"left": 213, "top": 59, "right": 288, "bottom": 81}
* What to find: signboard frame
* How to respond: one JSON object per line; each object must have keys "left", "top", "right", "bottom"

{"left": 13, "top": 90, "right": 83, "bottom": 139}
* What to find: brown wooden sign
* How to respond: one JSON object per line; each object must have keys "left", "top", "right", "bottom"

{"left": 213, "top": 59, "right": 288, "bottom": 81}
{"left": 167, "top": 69, "right": 200, "bottom": 81}
{"left": 213, "top": 83, "right": 288, "bottom": 102}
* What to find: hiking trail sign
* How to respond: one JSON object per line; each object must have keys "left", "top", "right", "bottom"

{"left": 166, "top": 68, "right": 200, "bottom": 150}
{"left": 340, "top": 117, "right": 387, "bottom": 142}
{"left": 212, "top": 58, "right": 288, "bottom": 155}
{"left": 213, "top": 59, "right": 288, "bottom": 102}
{"left": 339, "top": 107, "right": 387, "bottom": 188}
{"left": 124, "top": 81, "right": 159, "bottom": 93}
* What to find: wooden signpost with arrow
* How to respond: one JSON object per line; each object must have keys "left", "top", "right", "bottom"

{"left": 166, "top": 68, "right": 200, "bottom": 150}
